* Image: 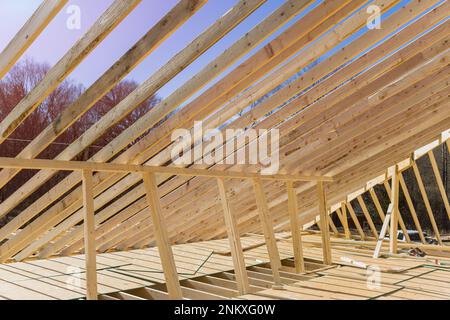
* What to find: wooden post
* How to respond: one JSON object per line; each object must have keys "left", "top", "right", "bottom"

{"left": 142, "top": 172, "right": 182, "bottom": 299}
{"left": 389, "top": 165, "right": 400, "bottom": 254}
{"left": 252, "top": 177, "right": 282, "bottom": 286}
{"left": 341, "top": 201, "right": 350, "bottom": 239}
{"left": 286, "top": 181, "right": 305, "bottom": 273}
{"left": 317, "top": 181, "right": 332, "bottom": 265}
{"left": 370, "top": 189, "right": 389, "bottom": 234}
{"left": 216, "top": 178, "right": 250, "bottom": 294}
{"left": 346, "top": 201, "right": 365, "bottom": 240}
{"left": 81, "top": 169, "right": 98, "bottom": 300}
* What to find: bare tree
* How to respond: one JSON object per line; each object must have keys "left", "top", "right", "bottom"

{"left": 0, "top": 58, "right": 160, "bottom": 224}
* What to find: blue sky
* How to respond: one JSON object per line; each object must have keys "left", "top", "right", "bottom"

{"left": 1, "top": 0, "right": 437, "bottom": 105}
{"left": 0, "top": 0, "right": 291, "bottom": 98}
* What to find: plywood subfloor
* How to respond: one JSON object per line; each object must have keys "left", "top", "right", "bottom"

{"left": 1, "top": 233, "right": 450, "bottom": 300}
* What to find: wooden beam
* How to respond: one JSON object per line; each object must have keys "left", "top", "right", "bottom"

{"left": 399, "top": 173, "right": 426, "bottom": 243}
{"left": 216, "top": 178, "right": 250, "bottom": 294}
{"left": 241, "top": 110, "right": 449, "bottom": 244}
{"left": 0, "top": 156, "right": 332, "bottom": 182}
{"left": 252, "top": 178, "right": 282, "bottom": 285}
{"left": 0, "top": 0, "right": 68, "bottom": 79}
{"left": 81, "top": 170, "right": 97, "bottom": 300}
{"left": 389, "top": 165, "right": 400, "bottom": 254}
{"left": 357, "top": 195, "right": 378, "bottom": 239}
{"left": 317, "top": 181, "right": 332, "bottom": 265}
{"left": 83, "top": 0, "right": 364, "bottom": 245}
{"left": 340, "top": 202, "right": 350, "bottom": 239}
{"left": 427, "top": 150, "right": 450, "bottom": 220}
{"left": 373, "top": 204, "right": 393, "bottom": 258}
{"left": 286, "top": 181, "right": 305, "bottom": 273}
{"left": 0, "top": 0, "right": 141, "bottom": 142}
{"left": 334, "top": 208, "right": 345, "bottom": 231}
{"left": 0, "top": 0, "right": 446, "bottom": 262}
{"left": 142, "top": 172, "right": 182, "bottom": 299}
{"left": 346, "top": 201, "right": 365, "bottom": 240}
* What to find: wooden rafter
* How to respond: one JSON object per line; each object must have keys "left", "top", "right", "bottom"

{"left": 0, "top": 0, "right": 68, "bottom": 79}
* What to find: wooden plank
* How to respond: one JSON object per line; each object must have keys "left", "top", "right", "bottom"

{"left": 389, "top": 166, "right": 399, "bottom": 254}
{"left": 327, "top": 212, "right": 339, "bottom": 235}
{"left": 252, "top": 178, "right": 282, "bottom": 285}
{"left": 0, "top": 0, "right": 267, "bottom": 257}
{"left": 127, "top": 287, "right": 171, "bottom": 300}
{"left": 0, "top": 157, "right": 331, "bottom": 181}
{"left": 357, "top": 195, "right": 378, "bottom": 238}
{"left": 384, "top": 180, "right": 411, "bottom": 242}
{"left": 340, "top": 202, "right": 351, "bottom": 239}
{"left": 82, "top": 170, "right": 98, "bottom": 300}
{"left": 3, "top": 233, "right": 450, "bottom": 299}
{"left": 180, "top": 286, "right": 227, "bottom": 300}
{"left": 373, "top": 204, "right": 393, "bottom": 258}
{"left": 26, "top": 0, "right": 318, "bottom": 248}
{"left": 142, "top": 172, "right": 182, "bottom": 299}
{"left": 317, "top": 181, "right": 332, "bottom": 265}
{"left": 0, "top": 0, "right": 68, "bottom": 79}
{"left": 346, "top": 201, "right": 365, "bottom": 240}
{"left": 216, "top": 178, "right": 250, "bottom": 294}
{"left": 411, "top": 162, "right": 443, "bottom": 244}
{"left": 427, "top": 150, "right": 450, "bottom": 219}
{"left": 190, "top": 0, "right": 442, "bottom": 232}
{"left": 286, "top": 181, "right": 305, "bottom": 273}
{"left": 182, "top": 279, "right": 238, "bottom": 298}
